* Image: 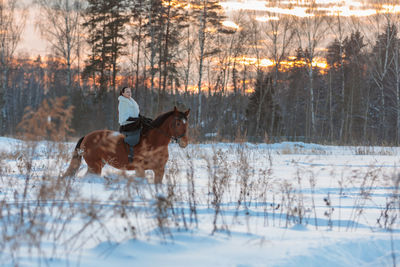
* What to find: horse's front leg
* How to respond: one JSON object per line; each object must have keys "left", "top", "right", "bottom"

{"left": 135, "top": 167, "right": 145, "bottom": 178}
{"left": 153, "top": 167, "right": 165, "bottom": 184}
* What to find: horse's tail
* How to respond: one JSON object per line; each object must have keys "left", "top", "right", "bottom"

{"left": 62, "top": 136, "right": 85, "bottom": 178}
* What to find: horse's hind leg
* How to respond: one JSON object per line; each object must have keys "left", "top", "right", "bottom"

{"left": 153, "top": 167, "right": 165, "bottom": 184}
{"left": 86, "top": 159, "right": 103, "bottom": 175}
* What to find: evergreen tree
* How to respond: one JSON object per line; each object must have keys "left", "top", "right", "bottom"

{"left": 246, "top": 72, "right": 282, "bottom": 141}
{"left": 370, "top": 23, "right": 399, "bottom": 142}
{"left": 326, "top": 38, "right": 342, "bottom": 141}
{"left": 82, "top": 0, "right": 129, "bottom": 129}
{"left": 326, "top": 31, "right": 368, "bottom": 143}
{"left": 342, "top": 31, "right": 367, "bottom": 143}
{"left": 283, "top": 48, "right": 308, "bottom": 140}
{"left": 82, "top": 0, "right": 129, "bottom": 94}
{"left": 141, "top": 0, "right": 188, "bottom": 113}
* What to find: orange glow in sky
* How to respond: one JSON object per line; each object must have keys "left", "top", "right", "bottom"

{"left": 235, "top": 56, "right": 328, "bottom": 70}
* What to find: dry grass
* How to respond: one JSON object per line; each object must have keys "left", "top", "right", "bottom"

{"left": 353, "top": 146, "right": 397, "bottom": 156}
{"left": 279, "top": 144, "right": 328, "bottom": 155}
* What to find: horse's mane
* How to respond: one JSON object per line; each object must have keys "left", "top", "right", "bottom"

{"left": 142, "top": 110, "right": 187, "bottom": 135}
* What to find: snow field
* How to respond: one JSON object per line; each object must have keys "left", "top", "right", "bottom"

{"left": 0, "top": 138, "right": 399, "bottom": 266}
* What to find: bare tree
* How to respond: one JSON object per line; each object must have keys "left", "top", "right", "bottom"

{"left": 351, "top": 2, "right": 400, "bottom": 143}
{"left": 294, "top": 1, "right": 327, "bottom": 139}
{"left": 129, "top": 0, "right": 146, "bottom": 98}
{"left": 181, "top": 20, "right": 196, "bottom": 96}
{"left": 0, "top": 0, "right": 26, "bottom": 134}
{"left": 263, "top": 4, "right": 295, "bottom": 137}
{"left": 382, "top": 1, "right": 400, "bottom": 144}
{"left": 229, "top": 11, "right": 250, "bottom": 138}
{"left": 372, "top": 18, "right": 397, "bottom": 142}
{"left": 36, "top": 0, "right": 83, "bottom": 95}
{"left": 191, "top": 0, "right": 225, "bottom": 126}
{"left": 349, "top": 17, "right": 375, "bottom": 143}
{"left": 327, "top": 12, "right": 347, "bottom": 141}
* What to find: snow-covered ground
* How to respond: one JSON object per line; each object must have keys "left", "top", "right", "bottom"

{"left": 0, "top": 137, "right": 399, "bottom": 266}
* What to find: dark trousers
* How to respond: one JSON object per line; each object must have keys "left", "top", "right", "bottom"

{"left": 121, "top": 129, "right": 141, "bottom": 147}
{"left": 120, "top": 121, "right": 141, "bottom": 162}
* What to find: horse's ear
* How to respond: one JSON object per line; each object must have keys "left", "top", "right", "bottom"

{"left": 184, "top": 109, "right": 190, "bottom": 117}
{"left": 173, "top": 106, "right": 178, "bottom": 112}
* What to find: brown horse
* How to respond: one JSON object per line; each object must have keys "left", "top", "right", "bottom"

{"left": 63, "top": 107, "right": 190, "bottom": 183}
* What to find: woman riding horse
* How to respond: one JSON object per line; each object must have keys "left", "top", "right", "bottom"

{"left": 63, "top": 107, "right": 190, "bottom": 184}
{"left": 118, "top": 86, "right": 140, "bottom": 163}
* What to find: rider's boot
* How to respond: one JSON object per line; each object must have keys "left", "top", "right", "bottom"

{"left": 128, "top": 145, "right": 134, "bottom": 163}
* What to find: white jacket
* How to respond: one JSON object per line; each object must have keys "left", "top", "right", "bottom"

{"left": 118, "top": 95, "right": 140, "bottom": 126}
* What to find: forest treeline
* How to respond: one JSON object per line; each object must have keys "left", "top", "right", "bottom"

{"left": 2, "top": 0, "right": 400, "bottom": 145}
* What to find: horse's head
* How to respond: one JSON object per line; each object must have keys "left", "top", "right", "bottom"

{"left": 169, "top": 106, "right": 190, "bottom": 148}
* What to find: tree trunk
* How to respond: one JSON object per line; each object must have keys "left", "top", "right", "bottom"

{"left": 308, "top": 66, "right": 316, "bottom": 138}
{"left": 339, "top": 43, "right": 345, "bottom": 142}
{"left": 162, "top": 0, "right": 171, "bottom": 105}
{"left": 197, "top": 0, "right": 207, "bottom": 126}
{"left": 395, "top": 48, "right": 400, "bottom": 145}
{"left": 329, "top": 70, "right": 334, "bottom": 141}
{"left": 148, "top": 3, "right": 156, "bottom": 113}
{"left": 135, "top": 18, "right": 143, "bottom": 98}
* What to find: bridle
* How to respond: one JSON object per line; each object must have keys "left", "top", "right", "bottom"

{"left": 170, "top": 116, "right": 187, "bottom": 143}
{"left": 141, "top": 115, "right": 187, "bottom": 143}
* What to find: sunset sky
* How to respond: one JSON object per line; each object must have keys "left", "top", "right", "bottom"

{"left": 222, "top": 0, "right": 400, "bottom": 15}
{"left": 220, "top": 0, "right": 400, "bottom": 28}
{"left": 16, "top": 0, "right": 400, "bottom": 55}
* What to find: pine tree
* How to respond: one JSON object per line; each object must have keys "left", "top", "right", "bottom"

{"left": 342, "top": 31, "right": 367, "bottom": 143}
{"left": 142, "top": 0, "right": 188, "bottom": 113}
{"left": 284, "top": 48, "right": 308, "bottom": 140}
{"left": 82, "top": 0, "right": 129, "bottom": 129}
{"left": 82, "top": 0, "right": 129, "bottom": 94}
{"left": 246, "top": 72, "right": 282, "bottom": 141}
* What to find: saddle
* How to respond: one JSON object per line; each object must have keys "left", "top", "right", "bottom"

{"left": 120, "top": 115, "right": 153, "bottom": 163}
{"left": 120, "top": 117, "right": 141, "bottom": 132}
